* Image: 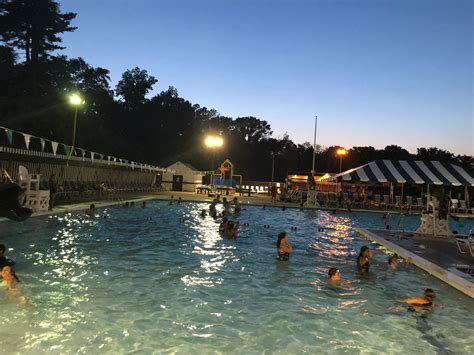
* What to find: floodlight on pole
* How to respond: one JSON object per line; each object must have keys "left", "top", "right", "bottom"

{"left": 336, "top": 148, "right": 348, "bottom": 172}
{"left": 204, "top": 135, "right": 224, "bottom": 172}
{"left": 205, "top": 135, "right": 224, "bottom": 148}
{"left": 68, "top": 93, "right": 85, "bottom": 149}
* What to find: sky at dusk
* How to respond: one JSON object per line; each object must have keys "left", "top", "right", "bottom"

{"left": 59, "top": 0, "right": 473, "bottom": 155}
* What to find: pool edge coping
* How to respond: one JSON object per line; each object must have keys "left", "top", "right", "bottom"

{"left": 355, "top": 228, "right": 474, "bottom": 299}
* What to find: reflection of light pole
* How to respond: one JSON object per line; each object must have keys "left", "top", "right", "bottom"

{"left": 204, "top": 135, "right": 224, "bottom": 171}
{"left": 69, "top": 93, "right": 85, "bottom": 148}
{"left": 336, "top": 148, "right": 347, "bottom": 172}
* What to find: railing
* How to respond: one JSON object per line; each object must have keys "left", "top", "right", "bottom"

{"left": 0, "top": 125, "right": 165, "bottom": 173}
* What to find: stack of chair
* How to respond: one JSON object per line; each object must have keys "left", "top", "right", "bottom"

{"left": 18, "top": 166, "right": 50, "bottom": 213}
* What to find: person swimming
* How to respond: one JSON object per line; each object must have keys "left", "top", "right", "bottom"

{"left": 1, "top": 266, "right": 28, "bottom": 306}
{"left": 0, "top": 244, "right": 14, "bottom": 268}
{"left": 388, "top": 254, "right": 412, "bottom": 270}
{"left": 327, "top": 267, "right": 350, "bottom": 287}
{"left": 222, "top": 197, "right": 231, "bottom": 213}
{"left": 85, "top": 203, "right": 96, "bottom": 216}
{"left": 200, "top": 209, "right": 207, "bottom": 218}
{"left": 219, "top": 217, "right": 239, "bottom": 238}
{"left": 328, "top": 268, "right": 341, "bottom": 284}
{"left": 276, "top": 232, "right": 293, "bottom": 261}
{"left": 388, "top": 254, "right": 399, "bottom": 269}
{"left": 142, "top": 201, "right": 147, "bottom": 208}
{"left": 209, "top": 195, "right": 220, "bottom": 217}
{"left": 232, "top": 197, "right": 241, "bottom": 214}
{"left": 400, "top": 289, "right": 436, "bottom": 312}
{"left": 178, "top": 197, "right": 182, "bottom": 204}
{"left": 219, "top": 217, "right": 229, "bottom": 233}
{"left": 357, "top": 246, "right": 372, "bottom": 274}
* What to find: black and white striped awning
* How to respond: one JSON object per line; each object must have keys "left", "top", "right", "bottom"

{"left": 322, "top": 160, "right": 474, "bottom": 186}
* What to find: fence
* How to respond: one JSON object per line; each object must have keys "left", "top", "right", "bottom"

{"left": 0, "top": 126, "right": 167, "bottom": 203}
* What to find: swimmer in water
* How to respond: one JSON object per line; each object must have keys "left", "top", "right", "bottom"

{"left": 388, "top": 254, "right": 412, "bottom": 270}
{"left": 1, "top": 266, "right": 28, "bottom": 306}
{"left": 200, "top": 209, "right": 207, "bottom": 218}
{"left": 219, "top": 217, "right": 229, "bottom": 233}
{"left": 0, "top": 244, "right": 15, "bottom": 269}
{"left": 400, "top": 289, "right": 436, "bottom": 312}
{"left": 327, "top": 268, "right": 341, "bottom": 284}
{"left": 226, "top": 220, "right": 240, "bottom": 238}
{"left": 142, "top": 201, "right": 147, "bottom": 208}
{"left": 222, "top": 197, "right": 231, "bottom": 213}
{"left": 178, "top": 197, "right": 182, "bottom": 204}
{"left": 276, "top": 232, "right": 293, "bottom": 261}
{"left": 232, "top": 197, "right": 241, "bottom": 214}
{"left": 124, "top": 201, "right": 130, "bottom": 207}
{"left": 209, "top": 195, "right": 220, "bottom": 216}
{"left": 357, "top": 246, "right": 373, "bottom": 274}
{"left": 219, "top": 217, "right": 239, "bottom": 238}
{"left": 85, "top": 203, "right": 96, "bottom": 216}
{"left": 327, "top": 267, "right": 350, "bottom": 287}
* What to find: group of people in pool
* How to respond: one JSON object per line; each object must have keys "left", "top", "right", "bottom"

{"left": 207, "top": 196, "right": 436, "bottom": 312}
{"left": 2, "top": 197, "right": 436, "bottom": 311}
{"left": 209, "top": 195, "right": 242, "bottom": 238}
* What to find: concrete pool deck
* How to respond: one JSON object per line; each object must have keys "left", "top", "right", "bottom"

{"left": 356, "top": 228, "right": 474, "bottom": 298}
{"left": 2, "top": 190, "right": 473, "bottom": 223}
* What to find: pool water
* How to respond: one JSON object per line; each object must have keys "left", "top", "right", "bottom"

{"left": 1, "top": 201, "right": 473, "bottom": 354}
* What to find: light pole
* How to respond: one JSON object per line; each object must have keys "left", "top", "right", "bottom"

{"left": 311, "top": 115, "right": 318, "bottom": 174}
{"left": 271, "top": 151, "right": 276, "bottom": 184}
{"left": 336, "top": 148, "right": 348, "bottom": 172}
{"left": 69, "top": 93, "right": 85, "bottom": 148}
{"left": 204, "top": 135, "right": 224, "bottom": 171}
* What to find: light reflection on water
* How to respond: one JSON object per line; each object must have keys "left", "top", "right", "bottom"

{"left": 0, "top": 201, "right": 473, "bottom": 353}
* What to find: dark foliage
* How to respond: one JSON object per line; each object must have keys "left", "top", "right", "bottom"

{"left": 0, "top": 0, "right": 472, "bottom": 180}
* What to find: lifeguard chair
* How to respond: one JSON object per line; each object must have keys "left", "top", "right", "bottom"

{"left": 211, "top": 159, "right": 242, "bottom": 194}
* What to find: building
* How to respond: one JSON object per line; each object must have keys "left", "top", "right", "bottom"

{"left": 162, "top": 161, "right": 204, "bottom": 192}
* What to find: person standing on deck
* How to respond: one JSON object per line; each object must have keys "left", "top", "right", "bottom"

{"left": 48, "top": 173, "right": 58, "bottom": 211}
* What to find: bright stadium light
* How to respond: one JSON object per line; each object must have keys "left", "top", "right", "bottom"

{"left": 205, "top": 135, "right": 224, "bottom": 148}
{"left": 68, "top": 93, "right": 85, "bottom": 149}
{"left": 336, "top": 147, "right": 348, "bottom": 172}
{"left": 69, "top": 93, "right": 85, "bottom": 106}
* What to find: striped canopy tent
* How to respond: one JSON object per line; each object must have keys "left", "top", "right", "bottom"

{"left": 321, "top": 160, "right": 474, "bottom": 187}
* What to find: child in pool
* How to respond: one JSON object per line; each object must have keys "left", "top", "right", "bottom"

{"left": 276, "top": 232, "right": 293, "bottom": 261}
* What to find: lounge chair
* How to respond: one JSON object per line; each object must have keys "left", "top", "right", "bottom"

{"left": 406, "top": 196, "right": 414, "bottom": 209}
{"left": 450, "top": 199, "right": 459, "bottom": 213}
{"left": 416, "top": 197, "right": 423, "bottom": 210}
{"left": 374, "top": 194, "right": 381, "bottom": 207}
{"left": 458, "top": 200, "right": 469, "bottom": 213}
{"left": 395, "top": 195, "right": 402, "bottom": 208}
{"left": 383, "top": 195, "right": 390, "bottom": 208}
{"left": 456, "top": 231, "right": 474, "bottom": 257}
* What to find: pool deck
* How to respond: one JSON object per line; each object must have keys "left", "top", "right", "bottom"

{"left": 1, "top": 190, "right": 473, "bottom": 223}
{"left": 356, "top": 228, "right": 474, "bottom": 298}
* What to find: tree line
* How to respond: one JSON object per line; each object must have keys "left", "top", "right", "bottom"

{"left": 0, "top": 0, "right": 472, "bottom": 181}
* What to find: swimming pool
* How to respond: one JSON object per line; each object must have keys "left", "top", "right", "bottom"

{"left": 1, "top": 201, "right": 473, "bottom": 353}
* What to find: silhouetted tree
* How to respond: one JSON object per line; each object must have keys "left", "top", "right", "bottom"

{"left": 115, "top": 67, "right": 157, "bottom": 110}
{"left": 0, "top": 0, "right": 76, "bottom": 64}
